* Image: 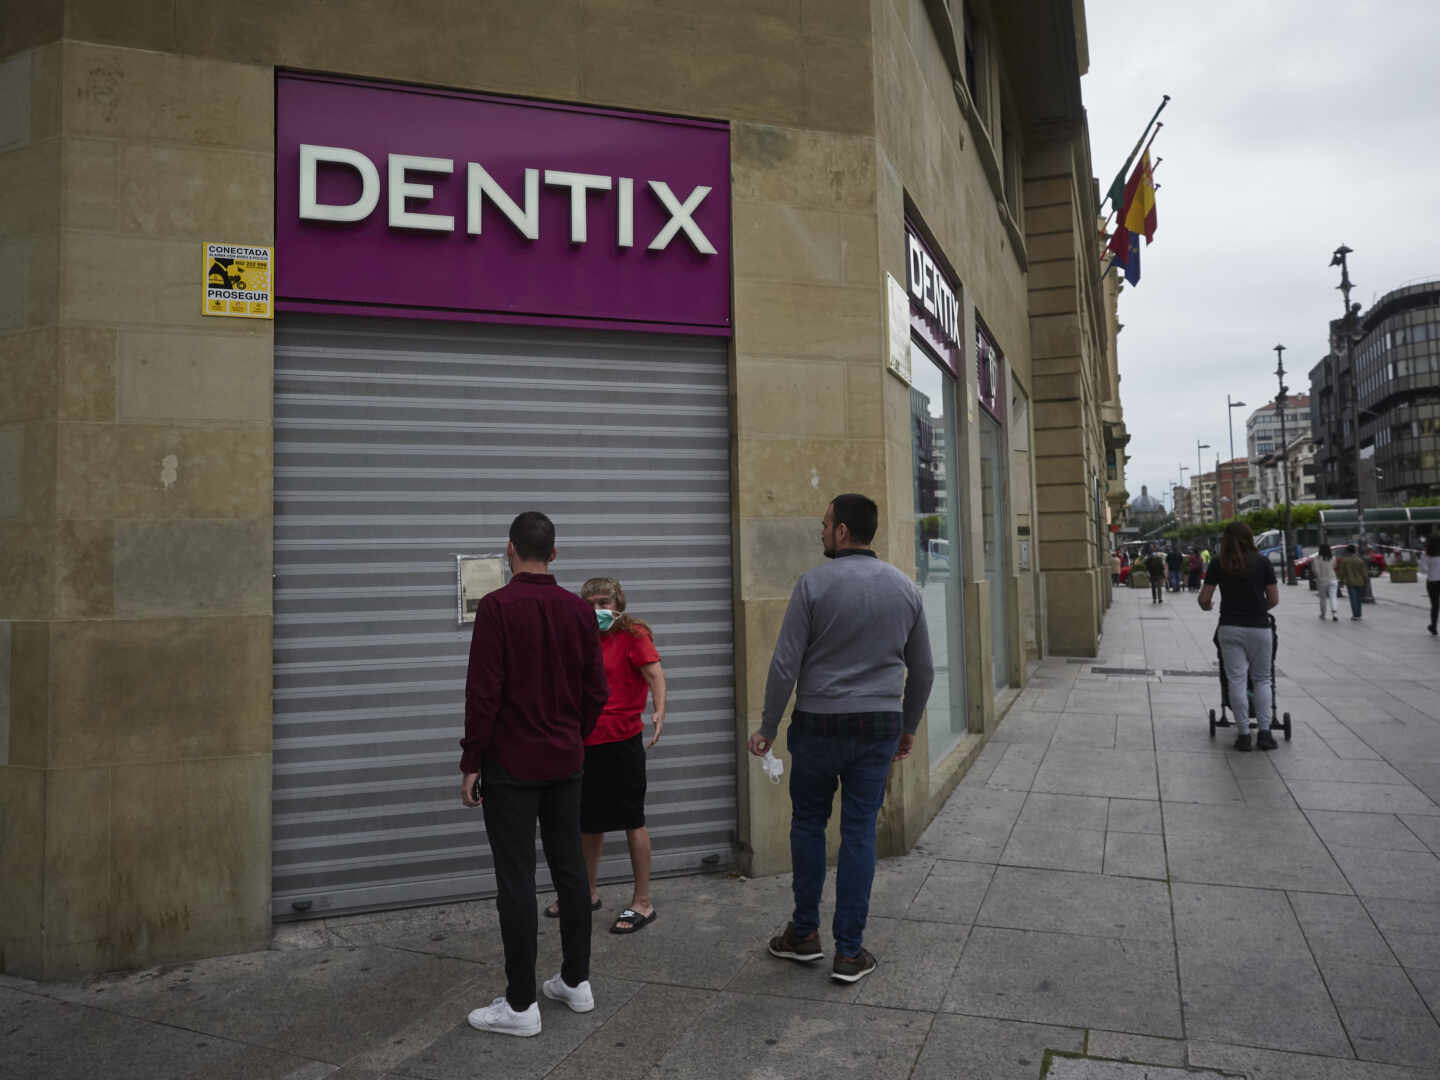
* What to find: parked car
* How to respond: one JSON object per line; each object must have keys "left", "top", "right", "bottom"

{"left": 1295, "top": 551, "right": 1386, "bottom": 579}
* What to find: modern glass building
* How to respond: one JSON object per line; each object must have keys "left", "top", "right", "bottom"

{"left": 1312, "top": 281, "right": 1440, "bottom": 503}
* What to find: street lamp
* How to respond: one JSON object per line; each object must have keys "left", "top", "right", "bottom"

{"left": 1227, "top": 395, "right": 1247, "bottom": 518}
{"left": 1274, "top": 344, "right": 1297, "bottom": 585}
{"left": 1213, "top": 453, "right": 1222, "bottom": 525}
{"left": 1196, "top": 441, "right": 1211, "bottom": 529}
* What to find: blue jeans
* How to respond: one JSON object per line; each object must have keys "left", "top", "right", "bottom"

{"left": 787, "top": 730, "right": 900, "bottom": 957}
{"left": 1347, "top": 583, "right": 1365, "bottom": 618}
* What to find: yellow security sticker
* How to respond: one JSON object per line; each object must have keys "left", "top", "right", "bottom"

{"left": 203, "top": 242, "right": 273, "bottom": 319}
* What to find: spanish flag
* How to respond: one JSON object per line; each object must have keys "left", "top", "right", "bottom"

{"left": 1122, "top": 152, "right": 1157, "bottom": 244}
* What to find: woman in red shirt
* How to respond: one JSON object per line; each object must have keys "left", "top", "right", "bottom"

{"left": 543, "top": 576, "right": 667, "bottom": 932}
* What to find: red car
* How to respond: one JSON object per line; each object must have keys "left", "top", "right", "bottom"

{"left": 1295, "top": 551, "right": 1386, "bottom": 580}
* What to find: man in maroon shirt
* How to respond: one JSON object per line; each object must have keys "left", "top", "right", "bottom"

{"left": 460, "top": 511, "right": 609, "bottom": 1038}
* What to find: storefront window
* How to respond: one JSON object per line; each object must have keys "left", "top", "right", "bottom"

{"left": 911, "top": 343, "right": 968, "bottom": 765}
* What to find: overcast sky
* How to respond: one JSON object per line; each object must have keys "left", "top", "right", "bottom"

{"left": 1080, "top": 0, "right": 1440, "bottom": 511}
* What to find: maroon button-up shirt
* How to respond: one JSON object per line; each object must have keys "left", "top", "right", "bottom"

{"left": 460, "top": 572, "right": 608, "bottom": 781}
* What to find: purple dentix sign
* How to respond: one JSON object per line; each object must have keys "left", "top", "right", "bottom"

{"left": 275, "top": 73, "right": 732, "bottom": 334}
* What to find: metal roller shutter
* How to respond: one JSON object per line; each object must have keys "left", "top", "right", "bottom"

{"left": 272, "top": 315, "right": 736, "bottom": 919}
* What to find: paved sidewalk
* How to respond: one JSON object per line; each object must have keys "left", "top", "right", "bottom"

{"left": 4, "top": 581, "right": 1439, "bottom": 1079}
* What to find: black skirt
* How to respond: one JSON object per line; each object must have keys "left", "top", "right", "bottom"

{"left": 580, "top": 733, "right": 647, "bottom": 833}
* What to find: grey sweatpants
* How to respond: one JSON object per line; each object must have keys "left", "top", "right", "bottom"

{"left": 1218, "top": 624, "right": 1273, "bottom": 731}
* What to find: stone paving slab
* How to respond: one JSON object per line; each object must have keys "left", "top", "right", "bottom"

{"left": 651, "top": 994, "right": 931, "bottom": 1080}
{"left": 975, "top": 866, "right": 1172, "bottom": 942}
{"left": 942, "top": 926, "right": 1182, "bottom": 1037}
{"left": 1084, "top": 1030, "right": 1188, "bottom": 1067}
{"left": 1328, "top": 844, "right": 1440, "bottom": 901}
{"left": 1287, "top": 892, "right": 1400, "bottom": 968}
{"left": 1163, "top": 801, "right": 1353, "bottom": 893}
{"left": 1046, "top": 1059, "right": 1230, "bottom": 1080}
{"left": 1171, "top": 883, "right": 1352, "bottom": 1057}
{"left": 904, "top": 858, "right": 994, "bottom": 924}
{"left": 1188, "top": 1038, "right": 1436, "bottom": 1079}
{"left": 1000, "top": 823, "right": 1107, "bottom": 873}
{"left": 1103, "top": 831, "right": 1168, "bottom": 879}
{"left": 908, "top": 1015, "right": 1083, "bottom": 1080}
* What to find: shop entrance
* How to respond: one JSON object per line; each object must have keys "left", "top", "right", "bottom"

{"left": 271, "top": 316, "right": 736, "bottom": 918}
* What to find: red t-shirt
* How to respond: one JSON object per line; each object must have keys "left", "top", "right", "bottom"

{"left": 586, "top": 626, "right": 661, "bottom": 746}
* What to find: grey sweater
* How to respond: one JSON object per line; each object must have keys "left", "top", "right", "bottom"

{"left": 759, "top": 551, "right": 936, "bottom": 739}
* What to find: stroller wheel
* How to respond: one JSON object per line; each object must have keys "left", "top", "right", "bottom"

{"left": 1208, "top": 708, "right": 1216, "bottom": 737}
{"left": 1282, "top": 712, "right": 1293, "bottom": 741}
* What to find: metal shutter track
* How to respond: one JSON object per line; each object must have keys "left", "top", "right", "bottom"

{"left": 272, "top": 316, "right": 736, "bottom": 918}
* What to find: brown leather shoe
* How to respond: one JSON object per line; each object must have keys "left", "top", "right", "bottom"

{"left": 831, "top": 947, "right": 877, "bottom": 983}
{"left": 767, "top": 923, "right": 823, "bottom": 962}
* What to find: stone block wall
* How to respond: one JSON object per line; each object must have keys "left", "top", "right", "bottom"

{"left": 0, "top": 33, "right": 275, "bottom": 978}
{"left": 1024, "top": 130, "right": 1108, "bottom": 656}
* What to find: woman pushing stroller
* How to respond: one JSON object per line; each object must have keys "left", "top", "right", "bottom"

{"left": 1199, "top": 522, "right": 1280, "bottom": 752}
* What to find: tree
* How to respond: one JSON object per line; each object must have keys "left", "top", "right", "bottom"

{"left": 1290, "top": 503, "right": 1330, "bottom": 527}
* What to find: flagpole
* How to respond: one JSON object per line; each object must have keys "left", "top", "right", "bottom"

{"left": 1104, "top": 95, "right": 1170, "bottom": 212}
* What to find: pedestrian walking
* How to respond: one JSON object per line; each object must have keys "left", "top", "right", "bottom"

{"left": 747, "top": 494, "right": 934, "bottom": 985}
{"left": 460, "top": 511, "right": 609, "bottom": 1038}
{"left": 1337, "top": 543, "right": 1369, "bottom": 621}
{"left": 540, "top": 576, "right": 666, "bottom": 934}
{"left": 1166, "top": 545, "right": 1184, "bottom": 592}
{"left": 1313, "top": 543, "right": 1339, "bottom": 622}
{"left": 1186, "top": 548, "right": 1203, "bottom": 592}
{"left": 1144, "top": 545, "right": 1165, "bottom": 604}
{"left": 1111, "top": 550, "right": 1122, "bottom": 586}
{"left": 1199, "top": 521, "right": 1280, "bottom": 752}
{"left": 1420, "top": 535, "right": 1440, "bottom": 636}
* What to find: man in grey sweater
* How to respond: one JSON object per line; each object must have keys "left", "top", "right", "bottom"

{"left": 746, "top": 494, "right": 934, "bottom": 983}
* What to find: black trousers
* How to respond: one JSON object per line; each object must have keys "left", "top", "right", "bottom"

{"left": 1428, "top": 580, "right": 1439, "bottom": 630}
{"left": 1150, "top": 578, "right": 1163, "bottom": 603}
{"left": 482, "top": 774, "right": 591, "bottom": 1010}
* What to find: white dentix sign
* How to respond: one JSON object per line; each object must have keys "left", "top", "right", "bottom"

{"left": 296, "top": 145, "right": 717, "bottom": 254}
{"left": 906, "top": 230, "right": 959, "bottom": 349}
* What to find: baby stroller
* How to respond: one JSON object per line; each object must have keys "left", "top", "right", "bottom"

{"left": 1207, "top": 614, "right": 1293, "bottom": 740}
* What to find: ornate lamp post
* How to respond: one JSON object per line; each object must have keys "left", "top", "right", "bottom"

{"left": 1274, "top": 344, "right": 1297, "bottom": 585}
{"left": 1331, "top": 244, "right": 1372, "bottom": 601}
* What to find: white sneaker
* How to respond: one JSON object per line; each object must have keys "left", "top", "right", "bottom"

{"left": 467, "top": 996, "right": 541, "bottom": 1037}
{"left": 542, "top": 973, "right": 595, "bottom": 1013}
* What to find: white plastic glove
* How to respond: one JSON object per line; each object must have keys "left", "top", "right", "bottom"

{"left": 761, "top": 749, "right": 784, "bottom": 784}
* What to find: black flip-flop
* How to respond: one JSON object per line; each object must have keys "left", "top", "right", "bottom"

{"left": 544, "top": 897, "right": 602, "bottom": 919}
{"left": 609, "top": 908, "right": 657, "bottom": 934}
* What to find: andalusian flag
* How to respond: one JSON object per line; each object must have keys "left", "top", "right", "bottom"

{"left": 1123, "top": 151, "right": 1157, "bottom": 243}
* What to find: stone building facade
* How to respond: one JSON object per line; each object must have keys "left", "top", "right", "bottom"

{"left": 1, "top": 0, "right": 1123, "bottom": 978}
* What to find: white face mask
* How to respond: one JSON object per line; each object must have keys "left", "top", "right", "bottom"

{"left": 596, "top": 609, "right": 617, "bottom": 632}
